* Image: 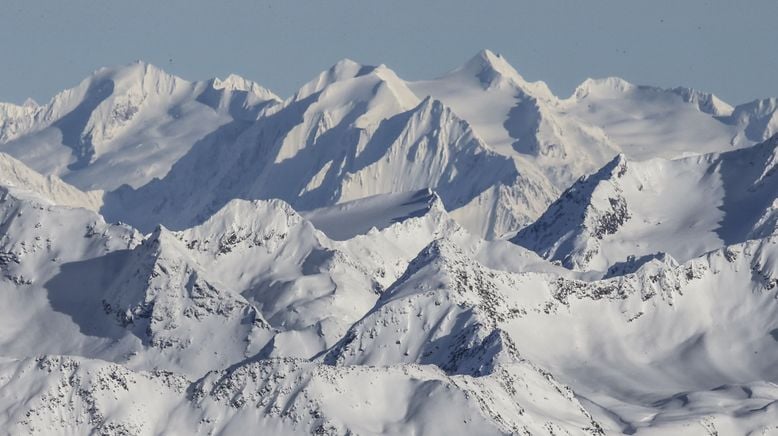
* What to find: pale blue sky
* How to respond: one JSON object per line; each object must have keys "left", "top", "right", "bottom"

{"left": 1, "top": 0, "right": 776, "bottom": 105}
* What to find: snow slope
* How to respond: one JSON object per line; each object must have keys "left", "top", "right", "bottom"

{"left": 0, "top": 53, "right": 777, "bottom": 435}
{"left": 503, "top": 236, "right": 778, "bottom": 434}
{"left": 4, "top": 53, "right": 776, "bottom": 239}
{"left": 513, "top": 134, "right": 778, "bottom": 272}
{"left": 726, "top": 97, "right": 778, "bottom": 144}
{"left": 409, "top": 50, "right": 620, "bottom": 189}
{"left": 0, "top": 152, "right": 102, "bottom": 210}
{"left": 0, "top": 61, "right": 279, "bottom": 190}
{"left": 563, "top": 77, "right": 742, "bottom": 160}
{"left": 301, "top": 189, "right": 441, "bottom": 240}
{"left": 100, "top": 61, "right": 557, "bottom": 239}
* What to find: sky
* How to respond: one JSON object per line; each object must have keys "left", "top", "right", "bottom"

{"left": 1, "top": 0, "right": 776, "bottom": 105}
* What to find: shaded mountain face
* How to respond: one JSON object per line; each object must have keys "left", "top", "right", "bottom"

{"left": 512, "top": 134, "right": 778, "bottom": 272}
{"left": 0, "top": 52, "right": 777, "bottom": 435}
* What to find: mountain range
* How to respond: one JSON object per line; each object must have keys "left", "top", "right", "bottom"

{"left": 0, "top": 50, "right": 776, "bottom": 435}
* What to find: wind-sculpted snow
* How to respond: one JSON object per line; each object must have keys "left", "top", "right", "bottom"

{"left": 1, "top": 51, "right": 778, "bottom": 435}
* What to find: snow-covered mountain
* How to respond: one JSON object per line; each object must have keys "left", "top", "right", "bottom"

{"left": 409, "top": 50, "right": 620, "bottom": 190}
{"left": 98, "top": 60, "right": 557, "bottom": 239}
{"left": 0, "top": 52, "right": 777, "bottom": 435}
{"left": 0, "top": 61, "right": 279, "bottom": 190}
{"left": 512, "top": 134, "right": 778, "bottom": 272}
{"left": 726, "top": 97, "right": 778, "bottom": 144}
{"left": 2, "top": 51, "right": 775, "bottom": 238}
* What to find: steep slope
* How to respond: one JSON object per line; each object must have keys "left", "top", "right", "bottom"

{"left": 98, "top": 225, "right": 275, "bottom": 376}
{"left": 318, "top": 238, "right": 603, "bottom": 434}
{"left": 0, "top": 183, "right": 144, "bottom": 363}
{"left": 5, "top": 232, "right": 778, "bottom": 435}
{"left": 305, "top": 188, "right": 565, "bottom": 292}
{"left": 409, "top": 50, "right": 620, "bottom": 189}
{"left": 0, "top": 152, "right": 102, "bottom": 210}
{"left": 3, "top": 53, "right": 775, "bottom": 240}
{"left": 326, "top": 229, "right": 778, "bottom": 434}
{"left": 101, "top": 60, "right": 558, "bottom": 239}
{"left": 170, "top": 198, "right": 383, "bottom": 359}
{"left": 513, "top": 135, "right": 778, "bottom": 272}
{"left": 0, "top": 165, "right": 472, "bottom": 376}
{"left": 2, "top": 53, "right": 778, "bottom": 436}
{"left": 0, "top": 61, "right": 279, "bottom": 190}
{"left": 167, "top": 195, "right": 530, "bottom": 360}
{"left": 0, "top": 183, "right": 400, "bottom": 374}
{"left": 0, "top": 181, "right": 277, "bottom": 377}
{"left": 410, "top": 50, "right": 771, "bottom": 187}
{"left": 726, "top": 97, "right": 778, "bottom": 144}
{"left": 0, "top": 355, "right": 190, "bottom": 436}
{"left": 0, "top": 100, "right": 40, "bottom": 142}
{"left": 323, "top": 238, "right": 526, "bottom": 374}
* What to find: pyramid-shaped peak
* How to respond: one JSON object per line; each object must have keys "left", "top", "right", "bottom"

{"left": 415, "top": 95, "right": 443, "bottom": 113}
{"left": 443, "top": 50, "right": 555, "bottom": 100}
{"left": 461, "top": 49, "right": 522, "bottom": 81}
{"left": 471, "top": 49, "right": 509, "bottom": 67}
{"left": 595, "top": 153, "right": 630, "bottom": 180}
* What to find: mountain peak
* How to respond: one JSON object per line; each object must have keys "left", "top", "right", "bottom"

{"left": 603, "top": 153, "right": 629, "bottom": 177}
{"left": 467, "top": 49, "right": 511, "bottom": 71}
{"left": 332, "top": 57, "right": 363, "bottom": 71}
{"left": 21, "top": 98, "right": 39, "bottom": 108}
{"left": 293, "top": 58, "right": 375, "bottom": 101}
{"left": 573, "top": 77, "right": 636, "bottom": 99}
{"left": 45, "top": 60, "right": 185, "bottom": 113}
{"left": 212, "top": 73, "right": 280, "bottom": 101}
{"left": 459, "top": 49, "right": 522, "bottom": 86}
{"left": 670, "top": 86, "right": 733, "bottom": 116}
{"left": 572, "top": 78, "right": 734, "bottom": 117}
{"left": 212, "top": 73, "right": 257, "bottom": 91}
{"left": 94, "top": 60, "right": 179, "bottom": 84}
{"left": 441, "top": 49, "right": 556, "bottom": 101}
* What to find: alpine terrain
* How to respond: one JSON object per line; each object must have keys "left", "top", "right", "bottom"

{"left": 0, "top": 50, "right": 776, "bottom": 435}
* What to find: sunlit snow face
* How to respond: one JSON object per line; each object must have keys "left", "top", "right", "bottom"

{"left": 0, "top": 47, "right": 776, "bottom": 436}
